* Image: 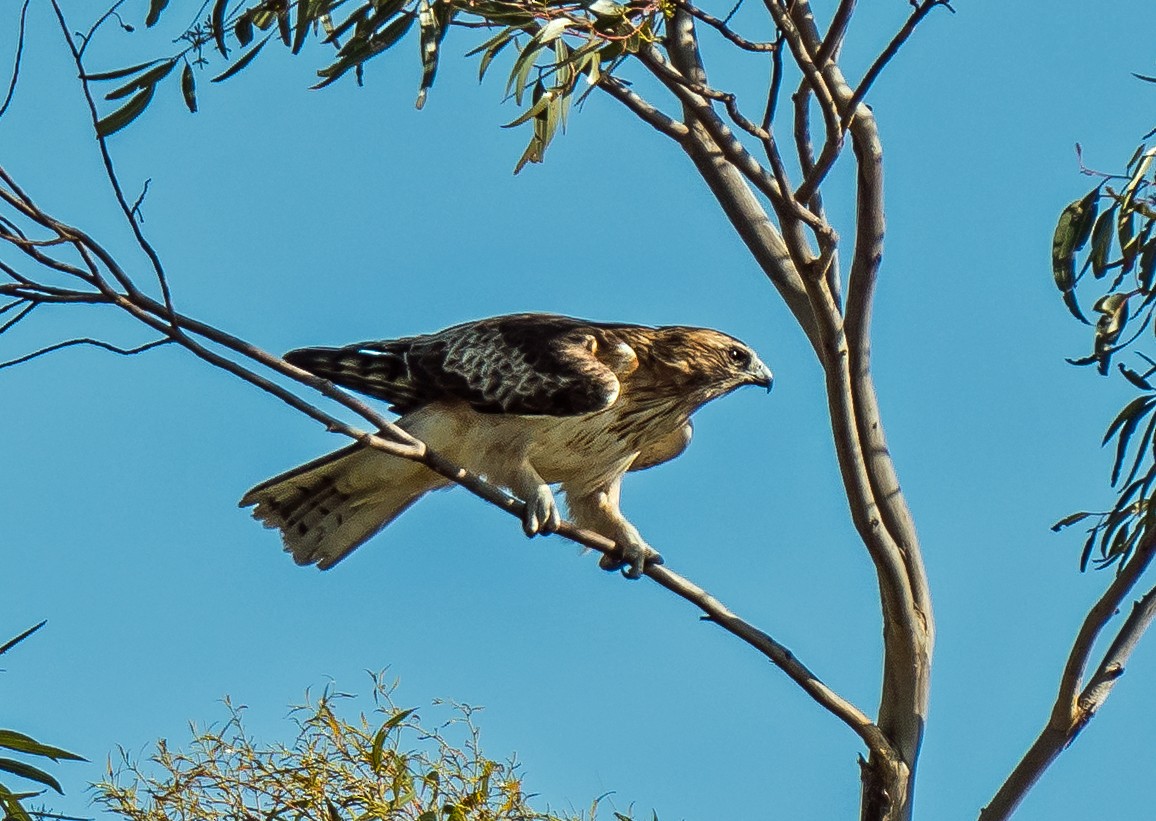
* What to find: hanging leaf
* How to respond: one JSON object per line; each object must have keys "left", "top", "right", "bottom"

{"left": 145, "top": 0, "right": 170, "bottom": 27}
{"left": 180, "top": 63, "right": 197, "bottom": 112}
{"left": 1139, "top": 234, "right": 1156, "bottom": 292}
{"left": 1119, "top": 363, "right": 1154, "bottom": 390}
{"left": 95, "top": 84, "right": 156, "bottom": 138}
{"left": 236, "top": 12, "right": 255, "bottom": 45}
{"left": 1052, "top": 189, "right": 1099, "bottom": 300}
{"left": 1051, "top": 511, "right": 1094, "bottom": 532}
{"left": 211, "top": 36, "right": 271, "bottom": 82}
{"left": 1089, "top": 204, "right": 1116, "bottom": 278}
{"left": 322, "top": 2, "right": 371, "bottom": 43}
{"left": 414, "top": 0, "right": 441, "bottom": 109}
{"left": 0, "top": 732, "right": 83, "bottom": 763}
{"left": 211, "top": 0, "right": 229, "bottom": 56}
{"left": 82, "top": 59, "right": 164, "bottom": 82}
{"left": 104, "top": 59, "right": 177, "bottom": 100}
{"left": 0, "top": 758, "right": 63, "bottom": 794}
{"left": 292, "top": 0, "right": 316, "bottom": 53}
{"left": 1103, "top": 395, "right": 1153, "bottom": 446}
{"left": 1118, "top": 207, "right": 1138, "bottom": 276}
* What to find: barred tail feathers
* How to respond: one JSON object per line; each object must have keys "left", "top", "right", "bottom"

{"left": 240, "top": 443, "right": 446, "bottom": 569}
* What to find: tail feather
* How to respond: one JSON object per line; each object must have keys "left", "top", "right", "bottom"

{"left": 240, "top": 443, "right": 446, "bottom": 569}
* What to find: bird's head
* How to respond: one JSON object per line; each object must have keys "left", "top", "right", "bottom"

{"left": 651, "top": 326, "right": 773, "bottom": 405}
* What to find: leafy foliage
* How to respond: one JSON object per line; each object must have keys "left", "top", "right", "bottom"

{"left": 1052, "top": 143, "right": 1156, "bottom": 570}
{"left": 0, "top": 622, "right": 86, "bottom": 821}
{"left": 88, "top": 0, "right": 668, "bottom": 170}
{"left": 94, "top": 674, "right": 649, "bottom": 821}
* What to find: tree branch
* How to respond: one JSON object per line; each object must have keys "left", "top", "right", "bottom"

{"left": 596, "top": 75, "right": 689, "bottom": 141}
{"left": 674, "top": 0, "right": 778, "bottom": 52}
{"left": 981, "top": 537, "right": 1156, "bottom": 821}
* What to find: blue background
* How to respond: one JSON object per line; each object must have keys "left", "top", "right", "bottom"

{"left": 4, "top": 1, "right": 1156, "bottom": 818}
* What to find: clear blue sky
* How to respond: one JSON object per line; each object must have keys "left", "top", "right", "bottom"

{"left": 4, "top": 1, "right": 1156, "bottom": 818}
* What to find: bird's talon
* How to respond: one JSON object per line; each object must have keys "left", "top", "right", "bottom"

{"left": 598, "top": 541, "right": 661, "bottom": 579}
{"left": 522, "top": 485, "right": 558, "bottom": 538}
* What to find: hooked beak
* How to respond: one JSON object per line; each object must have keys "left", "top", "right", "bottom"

{"left": 749, "top": 358, "right": 773, "bottom": 393}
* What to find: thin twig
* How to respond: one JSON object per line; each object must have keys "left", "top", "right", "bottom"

{"left": 0, "top": 619, "right": 47, "bottom": 656}
{"left": 50, "top": 0, "right": 180, "bottom": 326}
{"left": 0, "top": 0, "right": 30, "bottom": 120}
{"left": 676, "top": 0, "right": 778, "bottom": 52}
{"left": 0, "top": 299, "right": 35, "bottom": 334}
{"left": 0, "top": 337, "right": 171, "bottom": 371}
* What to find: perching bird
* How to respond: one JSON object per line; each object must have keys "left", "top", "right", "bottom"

{"left": 240, "top": 313, "right": 772, "bottom": 578}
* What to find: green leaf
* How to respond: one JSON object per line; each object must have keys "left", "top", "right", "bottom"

{"left": 1052, "top": 189, "right": 1099, "bottom": 294}
{"left": 146, "top": 0, "right": 170, "bottom": 27}
{"left": 1134, "top": 73, "right": 1156, "bottom": 83}
{"left": 502, "top": 87, "right": 555, "bottom": 128}
{"left": 0, "top": 732, "right": 84, "bottom": 762}
{"left": 0, "top": 784, "right": 33, "bottom": 821}
{"left": 469, "top": 27, "right": 515, "bottom": 82}
{"left": 211, "top": 0, "right": 229, "bottom": 56}
{"left": 293, "top": 0, "right": 316, "bottom": 53}
{"left": 236, "top": 13, "right": 255, "bottom": 46}
{"left": 95, "top": 84, "right": 155, "bottom": 138}
{"left": 82, "top": 59, "right": 164, "bottom": 81}
{"left": 1051, "top": 511, "right": 1094, "bottom": 532}
{"left": 1140, "top": 234, "right": 1156, "bottom": 293}
{"left": 1089, "top": 204, "right": 1116, "bottom": 278}
{"left": 211, "top": 36, "right": 270, "bottom": 82}
{"left": 180, "top": 63, "right": 197, "bottom": 112}
{"left": 1118, "top": 207, "right": 1138, "bottom": 275}
{"left": 414, "top": 0, "right": 441, "bottom": 109}
{"left": 0, "top": 758, "right": 63, "bottom": 794}
{"left": 1103, "top": 395, "right": 1153, "bottom": 446}
{"left": 104, "top": 59, "right": 176, "bottom": 100}
{"left": 323, "top": 3, "right": 371, "bottom": 43}
{"left": 506, "top": 41, "right": 542, "bottom": 105}
{"left": 1119, "top": 363, "right": 1153, "bottom": 391}
{"left": 1080, "top": 528, "right": 1097, "bottom": 572}
{"left": 277, "top": 8, "right": 292, "bottom": 45}
{"left": 1111, "top": 397, "right": 1150, "bottom": 485}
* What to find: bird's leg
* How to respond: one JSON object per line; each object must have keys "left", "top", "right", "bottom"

{"left": 509, "top": 459, "right": 561, "bottom": 538}
{"left": 564, "top": 476, "right": 663, "bottom": 579}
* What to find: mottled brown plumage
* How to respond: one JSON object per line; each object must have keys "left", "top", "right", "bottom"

{"left": 241, "top": 313, "right": 772, "bottom": 576}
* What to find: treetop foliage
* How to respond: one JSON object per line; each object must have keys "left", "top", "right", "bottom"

{"left": 94, "top": 674, "right": 646, "bottom": 821}
{"left": 1052, "top": 139, "right": 1156, "bottom": 571}
{"left": 90, "top": 0, "right": 711, "bottom": 171}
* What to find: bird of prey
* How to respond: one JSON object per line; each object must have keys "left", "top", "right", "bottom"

{"left": 241, "top": 313, "right": 772, "bottom": 578}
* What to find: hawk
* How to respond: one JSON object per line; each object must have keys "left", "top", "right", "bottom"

{"left": 241, "top": 313, "right": 772, "bottom": 577}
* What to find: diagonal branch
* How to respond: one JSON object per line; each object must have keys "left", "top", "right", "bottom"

{"left": 596, "top": 75, "right": 689, "bottom": 141}
{"left": 675, "top": 0, "right": 779, "bottom": 52}
{"left": 980, "top": 535, "right": 1156, "bottom": 821}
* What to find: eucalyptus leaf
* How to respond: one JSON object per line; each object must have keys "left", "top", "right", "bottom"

{"left": 180, "top": 63, "right": 197, "bottom": 112}
{"left": 95, "top": 84, "right": 155, "bottom": 138}
{"left": 211, "top": 36, "right": 271, "bottom": 83}
{"left": 145, "top": 0, "right": 170, "bottom": 27}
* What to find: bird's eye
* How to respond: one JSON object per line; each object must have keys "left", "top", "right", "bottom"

{"left": 728, "top": 347, "right": 749, "bottom": 365}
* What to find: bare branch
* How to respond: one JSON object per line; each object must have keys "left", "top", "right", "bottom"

{"left": 816, "top": 0, "right": 855, "bottom": 64}
{"left": 797, "top": 0, "right": 949, "bottom": 204}
{"left": 0, "top": 337, "right": 171, "bottom": 371}
{"left": 847, "top": 1, "right": 949, "bottom": 124}
{"left": 50, "top": 0, "right": 179, "bottom": 323}
{"left": 0, "top": 299, "right": 36, "bottom": 335}
{"left": 675, "top": 0, "right": 778, "bottom": 52}
{"left": 0, "top": 0, "right": 29, "bottom": 120}
{"left": 980, "top": 536, "right": 1156, "bottom": 821}
{"left": 596, "top": 75, "right": 689, "bottom": 141}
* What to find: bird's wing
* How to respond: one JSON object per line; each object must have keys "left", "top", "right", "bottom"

{"left": 284, "top": 313, "right": 640, "bottom": 416}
